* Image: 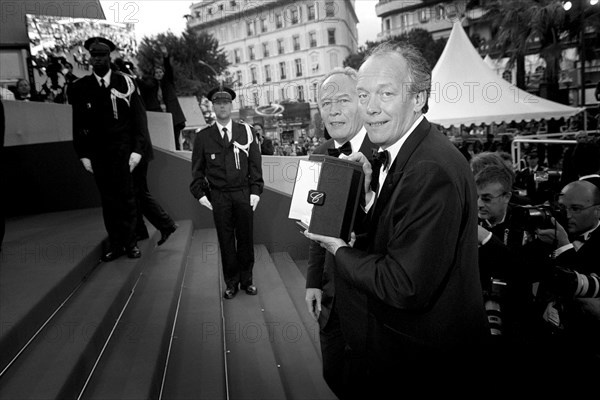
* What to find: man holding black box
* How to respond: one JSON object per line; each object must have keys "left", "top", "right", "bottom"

{"left": 304, "top": 67, "right": 376, "bottom": 399}
{"left": 305, "top": 43, "right": 488, "bottom": 396}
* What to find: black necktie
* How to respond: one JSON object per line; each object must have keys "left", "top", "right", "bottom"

{"left": 222, "top": 127, "right": 229, "bottom": 147}
{"left": 100, "top": 78, "right": 106, "bottom": 89}
{"left": 327, "top": 141, "right": 352, "bottom": 157}
{"left": 370, "top": 149, "right": 390, "bottom": 192}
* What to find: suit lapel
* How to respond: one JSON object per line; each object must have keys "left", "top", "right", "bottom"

{"left": 371, "top": 118, "right": 432, "bottom": 223}
{"left": 207, "top": 124, "right": 225, "bottom": 148}
{"left": 358, "top": 131, "right": 377, "bottom": 163}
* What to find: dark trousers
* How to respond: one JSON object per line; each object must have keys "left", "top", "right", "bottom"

{"left": 92, "top": 154, "right": 137, "bottom": 250}
{"left": 211, "top": 188, "right": 254, "bottom": 287}
{"left": 132, "top": 159, "right": 175, "bottom": 237}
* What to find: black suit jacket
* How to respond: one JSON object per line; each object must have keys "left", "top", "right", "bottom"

{"left": 335, "top": 118, "right": 488, "bottom": 358}
{"left": 190, "top": 122, "right": 263, "bottom": 199}
{"left": 68, "top": 72, "right": 148, "bottom": 160}
{"left": 305, "top": 131, "right": 377, "bottom": 329}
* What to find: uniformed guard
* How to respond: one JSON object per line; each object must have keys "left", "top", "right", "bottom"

{"left": 190, "top": 84, "right": 264, "bottom": 299}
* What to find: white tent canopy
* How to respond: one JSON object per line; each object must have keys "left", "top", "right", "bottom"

{"left": 427, "top": 22, "right": 583, "bottom": 128}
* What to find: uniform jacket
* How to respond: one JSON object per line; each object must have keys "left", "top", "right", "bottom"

{"left": 69, "top": 72, "right": 148, "bottom": 160}
{"left": 305, "top": 132, "right": 377, "bottom": 329}
{"left": 335, "top": 118, "right": 488, "bottom": 357}
{"left": 190, "top": 121, "right": 263, "bottom": 198}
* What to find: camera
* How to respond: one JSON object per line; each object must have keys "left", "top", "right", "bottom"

{"left": 484, "top": 278, "right": 507, "bottom": 336}
{"left": 548, "top": 267, "right": 600, "bottom": 299}
{"left": 512, "top": 204, "right": 564, "bottom": 232}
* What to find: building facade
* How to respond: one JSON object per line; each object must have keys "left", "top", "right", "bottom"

{"left": 186, "top": 0, "right": 359, "bottom": 141}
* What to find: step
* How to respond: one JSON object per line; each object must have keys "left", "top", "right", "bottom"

{"left": 0, "top": 227, "right": 158, "bottom": 399}
{"left": 0, "top": 208, "right": 106, "bottom": 374}
{"left": 80, "top": 220, "right": 193, "bottom": 399}
{"left": 270, "top": 253, "right": 320, "bottom": 356}
{"left": 160, "top": 228, "right": 227, "bottom": 400}
{"left": 252, "top": 246, "right": 335, "bottom": 400}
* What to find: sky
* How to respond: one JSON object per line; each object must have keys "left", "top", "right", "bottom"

{"left": 99, "top": 0, "right": 381, "bottom": 46}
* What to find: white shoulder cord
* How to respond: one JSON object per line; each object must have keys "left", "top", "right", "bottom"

{"left": 109, "top": 74, "right": 136, "bottom": 119}
{"left": 232, "top": 123, "right": 254, "bottom": 169}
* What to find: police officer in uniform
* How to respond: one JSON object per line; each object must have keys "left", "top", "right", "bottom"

{"left": 190, "top": 86, "right": 263, "bottom": 299}
{"left": 69, "top": 37, "right": 147, "bottom": 261}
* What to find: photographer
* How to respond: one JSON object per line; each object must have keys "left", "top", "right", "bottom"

{"left": 535, "top": 179, "right": 600, "bottom": 379}
{"left": 475, "top": 165, "right": 549, "bottom": 385}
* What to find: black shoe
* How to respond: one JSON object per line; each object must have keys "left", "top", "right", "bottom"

{"left": 157, "top": 223, "right": 178, "bottom": 246}
{"left": 126, "top": 245, "right": 142, "bottom": 259}
{"left": 223, "top": 285, "right": 238, "bottom": 299}
{"left": 240, "top": 284, "right": 258, "bottom": 295}
{"left": 101, "top": 247, "right": 125, "bottom": 262}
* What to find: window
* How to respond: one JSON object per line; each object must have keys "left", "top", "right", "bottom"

{"left": 295, "top": 58, "right": 303, "bottom": 77}
{"left": 218, "top": 4, "right": 223, "bottom": 11}
{"left": 208, "top": 7, "right": 213, "bottom": 15}
{"left": 297, "top": 85, "right": 305, "bottom": 102}
{"left": 309, "top": 31, "right": 317, "bottom": 48}
{"left": 419, "top": 8, "right": 430, "bottom": 23}
{"left": 260, "top": 18, "right": 267, "bottom": 33}
{"left": 248, "top": 45, "right": 255, "bottom": 60}
{"left": 253, "top": 91, "right": 260, "bottom": 106}
{"left": 279, "top": 62, "right": 287, "bottom": 80}
{"left": 385, "top": 18, "right": 391, "bottom": 31}
{"left": 230, "top": 0, "right": 236, "bottom": 7}
{"left": 247, "top": 21, "right": 255, "bottom": 36}
{"left": 400, "top": 14, "right": 409, "bottom": 28}
{"left": 308, "top": 4, "right": 315, "bottom": 20}
{"left": 262, "top": 43, "right": 269, "bottom": 58}
{"left": 293, "top": 35, "right": 300, "bottom": 51}
{"left": 312, "top": 82, "right": 318, "bottom": 102}
{"left": 236, "top": 70, "right": 243, "bottom": 86}
{"left": 234, "top": 49, "right": 241, "bottom": 63}
{"left": 330, "top": 52, "right": 338, "bottom": 68}
{"left": 276, "top": 13, "right": 283, "bottom": 28}
{"left": 328, "top": 28, "right": 336, "bottom": 45}
{"left": 250, "top": 66, "right": 257, "bottom": 84}
{"left": 437, "top": 6, "right": 445, "bottom": 20}
{"left": 264, "top": 65, "right": 271, "bottom": 82}
{"left": 280, "top": 87, "right": 286, "bottom": 101}
{"left": 311, "top": 53, "right": 319, "bottom": 73}
{"left": 277, "top": 39, "right": 284, "bottom": 54}
{"left": 325, "top": 1, "right": 335, "bottom": 17}
{"left": 291, "top": 8, "right": 299, "bottom": 24}
{"left": 266, "top": 90, "right": 272, "bottom": 104}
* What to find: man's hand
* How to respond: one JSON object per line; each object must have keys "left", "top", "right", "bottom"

{"left": 304, "top": 231, "right": 348, "bottom": 256}
{"left": 250, "top": 194, "right": 260, "bottom": 211}
{"left": 80, "top": 158, "right": 93, "bottom": 173}
{"left": 305, "top": 288, "right": 322, "bottom": 320}
{"left": 536, "top": 217, "right": 569, "bottom": 248}
{"left": 129, "top": 152, "right": 142, "bottom": 172}
{"left": 199, "top": 195, "right": 213, "bottom": 210}
{"left": 543, "top": 301, "right": 561, "bottom": 328}
{"left": 341, "top": 152, "right": 376, "bottom": 205}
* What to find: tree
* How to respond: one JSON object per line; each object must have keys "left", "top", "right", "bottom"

{"left": 136, "top": 27, "right": 229, "bottom": 97}
{"left": 481, "top": 0, "right": 600, "bottom": 102}
{"left": 343, "top": 29, "right": 447, "bottom": 71}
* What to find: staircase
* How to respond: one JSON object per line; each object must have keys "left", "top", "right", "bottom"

{"left": 0, "top": 209, "right": 335, "bottom": 400}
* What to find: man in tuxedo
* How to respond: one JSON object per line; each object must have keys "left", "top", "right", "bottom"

{"left": 305, "top": 42, "right": 488, "bottom": 395}
{"left": 304, "top": 67, "right": 376, "bottom": 399}
{"left": 68, "top": 37, "right": 147, "bottom": 262}
{"left": 190, "top": 86, "right": 263, "bottom": 299}
{"left": 536, "top": 179, "right": 600, "bottom": 383}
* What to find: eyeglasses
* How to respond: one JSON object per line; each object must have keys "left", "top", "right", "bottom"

{"left": 478, "top": 192, "right": 508, "bottom": 204}
{"left": 557, "top": 203, "right": 599, "bottom": 215}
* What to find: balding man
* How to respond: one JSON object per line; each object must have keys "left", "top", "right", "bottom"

{"left": 536, "top": 180, "right": 600, "bottom": 384}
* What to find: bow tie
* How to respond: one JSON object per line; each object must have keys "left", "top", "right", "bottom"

{"left": 372, "top": 149, "right": 390, "bottom": 171}
{"left": 328, "top": 141, "right": 352, "bottom": 157}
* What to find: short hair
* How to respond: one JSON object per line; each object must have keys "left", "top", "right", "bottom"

{"left": 365, "top": 41, "right": 431, "bottom": 113}
{"left": 317, "top": 66, "right": 358, "bottom": 105}
{"left": 470, "top": 151, "right": 515, "bottom": 180}
{"left": 475, "top": 165, "right": 514, "bottom": 193}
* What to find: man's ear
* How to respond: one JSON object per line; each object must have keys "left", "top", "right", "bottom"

{"left": 414, "top": 91, "right": 426, "bottom": 112}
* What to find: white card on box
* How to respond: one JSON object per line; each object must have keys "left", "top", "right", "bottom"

{"left": 288, "top": 159, "right": 322, "bottom": 227}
